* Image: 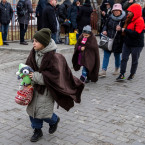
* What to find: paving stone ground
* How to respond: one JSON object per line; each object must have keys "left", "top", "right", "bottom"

{"left": 0, "top": 41, "right": 145, "bottom": 145}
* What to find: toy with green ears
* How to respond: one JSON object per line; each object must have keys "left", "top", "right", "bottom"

{"left": 16, "top": 63, "right": 34, "bottom": 90}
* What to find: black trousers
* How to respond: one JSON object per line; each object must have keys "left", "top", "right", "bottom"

{"left": 37, "top": 16, "right": 43, "bottom": 31}
{"left": 120, "top": 43, "right": 143, "bottom": 75}
{"left": 19, "top": 23, "right": 28, "bottom": 42}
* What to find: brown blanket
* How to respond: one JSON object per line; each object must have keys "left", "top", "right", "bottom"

{"left": 72, "top": 32, "right": 100, "bottom": 82}
{"left": 26, "top": 49, "right": 84, "bottom": 111}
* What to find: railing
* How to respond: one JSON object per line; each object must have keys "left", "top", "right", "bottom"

{"left": 7, "top": 3, "right": 99, "bottom": 41}
{"left": 7, "top": 4, "right": 37, "bottom": 41}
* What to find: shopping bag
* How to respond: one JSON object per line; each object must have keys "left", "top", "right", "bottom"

{"left": 0, "top": 27, "right": 3, "bottom": 46}
{"left": 15, "top": 85, "right": 33, "bottom": 106}
{"left": 69, "top": 33, "right": 77, "bottom": 45}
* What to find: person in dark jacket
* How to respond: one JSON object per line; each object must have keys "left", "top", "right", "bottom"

{"left": 99, "top": 3, "right": 126, "bottom": 77}
{"left": 77, "top": 0, "right": 93, "bottom": 36}
{"left": 142, "top": 4, "right": 145, "bottom": 22}
{"left": 0, "top": 0, "right": 13, "bottom": 45}
{"left": 99, "top": 0, "right": 114, "bottom": 35}
{"left": 58, "top": 0, "right": 71, "bottom": 24}
{"left": 116, "top": 4, "right": 144, "bottom": 81}
{"left": 17, "top": 0, "right": 33, "bottom": 45}
{"left": 67, "top": 0, "right": 80, "bottom": 32}
{"left": 122, "top": 0, "right": 136, "bottom": 11}
{"left": 42, "top": 0, "right": 57, "bottom": 42}
{"left": 36, "top": 0, "right": 47, "bottom": 31}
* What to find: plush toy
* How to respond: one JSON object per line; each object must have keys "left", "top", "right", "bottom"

{"left": 16, "top": 63, "right": 34, "bottom": 90}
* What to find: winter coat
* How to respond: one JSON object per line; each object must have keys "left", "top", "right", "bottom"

{"left": 17, "top": 0, "right": 33, "bottom": 25}
{"left": 122, "top": 0, "right": 136, "bottom": 11}
{"left": 100, "top": 0, "right": 114, "bottom": 33}
{"left": 103, "top": 11, "right": 126, "bottom": 53}
{"left": 26, "top": 39, "right": 57, "bottom": 119}
{"left": 58, "top": 0, "right": 71, "bottom": 23}
{"left": 26, "top": 39, "right": 84, "bottom": 112}
{"left": 124, "top": 4, "right": 144, "bottom": 47}
{"left": 72, "top": 32, "right": 100, "bottom": 82}
{"left": 42, "top": 3, "right": 57, "bottom": 33}
{"left": 67, "top": 0, "right": 80, "bottom": 30}
{"left": 77, "top": 3, "right": 93, "bottom": 32}
{"left": 36, "top": 0, "right": 47, "bottom": 17}
{"left": 0, "top": 2, "right": 13, "bottom": 25}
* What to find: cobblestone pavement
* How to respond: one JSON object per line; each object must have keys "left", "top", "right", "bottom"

{"left": 0, "top": 43, "right": 145, "bottom": 145}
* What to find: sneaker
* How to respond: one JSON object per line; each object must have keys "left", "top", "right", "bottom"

{"left": 85, "top": 78, "right": 90, "bottom": 83}
{"left": 116, "top": 74, "right": 125, "bottom": 81}
{"left": 99, "top": 70, "right": 106, "bottom": 77}
{"left": 80, "top": 75, "right": 86, "bottom": 82}
{"left": 112, "top": 68, "right": 119, "bottom": 75}
{"left": 49, "top": 117, "right": 60, "bottom": 134}
{"left": 30, "top": 129, "right": 43, "bottom": 142}
{"left": 127, "top": 74, "right": 134, "bottom": 80}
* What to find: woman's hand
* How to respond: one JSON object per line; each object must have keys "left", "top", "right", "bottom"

{"left": 122, "top": 28, "right": 125, "bottom": 32}
{"left": 29, "top": 72, "right": 34, "bottom": 79}
{"left": 81, "top": 46, "right": 85, "bottom": 51}
{"left": 102, "top": 31, "right": 107, "bottom": 35}
{"left": 116, "top": 25, "right": 121, "bottom": 31}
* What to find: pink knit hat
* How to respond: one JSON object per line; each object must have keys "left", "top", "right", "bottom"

{"left": 112, "top": 3, "right": 122, "bottom": 12}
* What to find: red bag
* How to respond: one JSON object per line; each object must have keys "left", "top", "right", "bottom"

{"left": 15, "top": 85, "right": 33, "bottom": 105}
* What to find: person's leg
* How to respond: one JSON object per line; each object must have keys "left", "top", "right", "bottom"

{"left": 43, "top": 113, "right": 60, "bottom": 134}
{"left": 1, "top": 24, "right": 5, "bottom": 42}
{"left": 120, "top": 44, "right": 131, "bottom": 75}
{"left": 3, "top": 24, "right": 9, "bottom": 42}
{"left": 113, "top": 52, "right": 121, "bottom": 75}
{"left": 51, "top": 32, "right": 57, "bottom": 43}
{"left": 80, "top": 66, "right": 88, "bottom": 82}
{"left": 116, "top": 44, "right": 131, "bottom": 80}
{"left": 29, "top": 116, "right": 43, "bottom": 129}
{"left": 20, "top": 23, "right": 25, "bottom": 42}
{"left": 102, "top": 50, "right": 111, "bottom": 71}
{"left": 114, "top": 53, "right": 121, "bottom": 69}
{"left": 130, "top": 47, "right": 143, "bottom": 75}
{"left": 29, "top": 116, "right": 43, "bottom": 142}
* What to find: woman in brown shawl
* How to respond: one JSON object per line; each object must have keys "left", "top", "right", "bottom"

{"left": 72, "top": 25, "right": 100, "bottom": 83}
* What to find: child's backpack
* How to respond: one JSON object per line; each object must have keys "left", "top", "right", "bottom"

{"left": 17, "top": 0, "right": 26, "bottom": 17}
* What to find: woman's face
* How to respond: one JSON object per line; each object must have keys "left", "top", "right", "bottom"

{"left": 113, "top": 10, "right": 121, "bottom": 16}
{"left": 128, "top": 11, "right": 133, "bottom": 17}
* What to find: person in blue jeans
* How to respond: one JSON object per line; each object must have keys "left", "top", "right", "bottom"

{"left": 99, "top": 3, "right": 126, "bottom": 77}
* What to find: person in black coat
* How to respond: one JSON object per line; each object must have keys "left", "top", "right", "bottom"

{"left": 42, "top": 0, "right": 57, "bottom": 42}
{"left": 67, "top": 0, "right": 80, "bottom": 32}
{"left": 99, "top": 0, "right": 114, "bottom": 35}
{"left": 58, "top": 0, "right": 71, "bottom": 24}
{"left": 0, "top": 0, "right": 13, "bottom": 45}
{"left": 36, "top": 0, "right": 47, "bottom": 31}
{"left": 77, "top": 0, "right": 93, "bottom": 36}
{"left": 99, "top": 3, "right": 126, "bottom": 77}
{"left": 142, "top": 4, "right": 145, "bottom": 23}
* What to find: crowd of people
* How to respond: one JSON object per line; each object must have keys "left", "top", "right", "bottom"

{"left": 0, "top": 0, "right": 145, "bottom": 142}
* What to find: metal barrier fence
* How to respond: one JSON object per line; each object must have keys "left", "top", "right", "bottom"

{"left": 7, "top": 4, "right": 37, "bottom": 41}
{"left": 7, "top": 4, "right": 99, "bottom": 41}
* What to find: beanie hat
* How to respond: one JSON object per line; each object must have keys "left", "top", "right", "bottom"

{"left": 33, "top": 28, "right": 51, "bottom": 47}
{"left": 82, "top": 25, "right": 92, "bottom": 34}
{"left": 112, "top": 3, "right": 122, "bottom": 12}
